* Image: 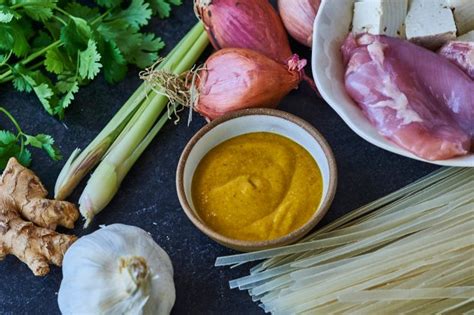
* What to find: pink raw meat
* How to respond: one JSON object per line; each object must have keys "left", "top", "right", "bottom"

{"left": 341, "top": 34, "right": 471, "bottom": 161}
{"left": 439, "top": 41, "right": 474, "bottom": 79}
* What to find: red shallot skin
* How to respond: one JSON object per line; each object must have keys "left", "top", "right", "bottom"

{"left": 195, "top": 48, "right": 303, "bottom": 120}
{"left": 278, "top": 0, "right": 320, "bottom": 47}
{"left": 341, "top": 34, "right": 471, "bottom": 160}
{"left": 194, "top": 0, "right": 292, "bottom": 63}
{"left": 439, "top": 41, "right": 474, "bottom": 79}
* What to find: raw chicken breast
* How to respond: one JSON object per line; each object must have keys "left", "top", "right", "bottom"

{"left": 341, "top": 34, "right": 471, "bottom": 161}
{"left": 439, "top": 41, "right": 474, "bottom": 79}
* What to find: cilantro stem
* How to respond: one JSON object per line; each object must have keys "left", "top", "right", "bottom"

{"left": 21, "top": 41, "right": 61, "bottom": 67}
{"left": 53, "top": 15, "right": 67, "bottom": 26}
{"left": 0, "top": 61, "right": 45, "bottom": 84}
{"left": 0, "top": 41, "right": 62, "bottom": 82}
{"left": 0, "top": 108, "right": 23, "bottom": 135}
{"left": 0, "top": 51, "right": 13, "bottom": 68}
{"left": 91, "top": 8, "right": 113, "bottom": 25}
{"left": 54, "top": 7, "right": 71, "bottom": 18}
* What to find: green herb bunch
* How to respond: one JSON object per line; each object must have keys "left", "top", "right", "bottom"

{"left": 0, "top": 107, "right": 61, "bottom": 168}
{"left": 0, "top": 0, "right": 181, "bottom": 119}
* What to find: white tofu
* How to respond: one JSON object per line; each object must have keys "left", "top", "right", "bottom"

{"left": 447, "top": 0, "right": 474, "bottom": 35}
{"left": 457, "top": 30, "right": 474, "bottom": 42}
{"left": 405, "top": 0, "right": 457, "bottom": 49}
{"left": 352, "top": 0, "right": 408, "bottom": 38}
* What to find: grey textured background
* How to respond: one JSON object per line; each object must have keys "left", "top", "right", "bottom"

{"left": 0, "top": 1, "right": 437, "bottom": 314}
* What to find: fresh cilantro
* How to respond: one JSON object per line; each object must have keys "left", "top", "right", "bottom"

{"left": 0, "top": 107, "right": 61, "bottom": 169}
{"left": 64, "top": 3, "right": 99, "bottom": 22}
{"left": 96, "top": 36, "right": 127, "bottom": 83}
{"left": 32, "top": 31, "right": 54, "bottom": 49}
{"left": 78, "top": 39, "right": 102, "bottom": 80}
{"left": 128, "top": 33, "right": 165, "bottom": 68}
{"left": 113, "top": 0, "right": 152, "bottom": 30}
{"left": 149, "top": 0, "right": 182, "bottom": 19}
{"left": 60, "top": 16, "right": 92, "bottom": 55}
{"left": 0, "top": 0, "right": 182, "bottom": 118}
{"left": 45, "top": 47, "right": 72, "bottom": 74}
{"left": 13, "top": 0, "right": 58, "bottom": 22}
{"left": 0, "top": 5, "right": 20, "bottom": 23}
{"left": 57, "top": 80, "right": 79, "bottom": 110}
{"left": 95, "top": 0, "right": 122, "bottom": 9}
{"left": 25, "top": 134, "right": 62, "bottom": 161}
{"left": 0, "top": 20, "right": 30, "bottom": 57}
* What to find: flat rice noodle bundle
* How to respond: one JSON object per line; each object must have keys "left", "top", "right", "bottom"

{"left": 341, "top": 34, "right": 472, "bottom": 161}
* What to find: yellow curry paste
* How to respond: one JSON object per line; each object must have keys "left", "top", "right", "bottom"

{"left": 192, "top": 132, "right": 323, "bottom": 242}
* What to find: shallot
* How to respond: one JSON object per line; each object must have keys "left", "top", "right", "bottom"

{"left": 142, "top": 48, "right": 306, "bottom": 121}
{"left": 278, "top": 0, "right": 321, "bottom": 47}
{"left": 194, "top": 0, "right": 292, "bottom": 63}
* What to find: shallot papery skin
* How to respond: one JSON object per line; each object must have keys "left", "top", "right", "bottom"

{"left": 342, "top": 34, "right": 472, "bottom": 161}
{"left": 194, "top": 0, "right": 292, "bottom": 63}
{"left": 278, "top": 0, "right": 320, "bottom": 47}
{"left": 195, "top": 48, "right": 304, "bottom": 120}
{"left": 439, "top": 41, "right": 474, "bottom": 80}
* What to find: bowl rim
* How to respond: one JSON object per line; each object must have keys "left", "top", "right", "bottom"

{"left": 176, "top": 108, "right": 338, "bottom": 251}
{"left": 311, "top": 0, "right": 474, "bottom": 167}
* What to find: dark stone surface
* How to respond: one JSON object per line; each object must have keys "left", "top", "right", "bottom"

{"left": 0, "top": 1, "right": 438, "bottom": 314}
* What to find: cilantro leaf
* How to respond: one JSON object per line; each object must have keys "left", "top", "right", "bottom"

{"left": 0, "top": 5, "right": 20, "bottom": 23}
{"left": 96, "top": 36, "right": 127, "bottom": 83}
{"left": 0, "top": 107, "right": 61, "bottom": 168}
{"left": 25, "top": 134, "right": 62, "bottom": 161}
{"left": 44, "top": 47, "right": 73, "bottom": 74}
{"left": 0, "top": 130, "right": 22, "bottom": 168}
{"left": 60, "top": 16, "right": 92, "bottom": 56}
{"left": 12, "top": 73, "right": 32, "bottom": 93}
{"left": 64, "top": 2, "right": 100, "bottom": 22}
{"left": 16, "top": 148, "right": 32, "bottom": 167}
{"left": 32, "top": 30, "right": 53, "bottom": 49}
{"left": 78, "top": 39, "right": 102, "bottom": 80}
{"left": 149, "top": 0, "right": 182, "bottom": 19}
{"left": 13, "top": 65, "right": 60, "bottom": 115}
{"left": 96, "top": 0, "right": 122, "bottom": 9}
{"left": 0, "top": 130, "right": 18, "bottom": 148}
{"left": 98, "top": 21, "right": 164, "bottom": 69}
{"left": 0, "top": 20, "right": 30, "bottom": 57}
{"left": 0, "top": 130, "right": 28, "bottom": 168}
{"left": 113, "top": 0, "right": 152, "bottom": 30}
{"left": 12, "top": 0, "right": 58, "bottom": 22}
{"left": 126, "top": 33, "right": 165, "bottom": 68}
{"left": 56, "top": 78, "right": 79, "bottom": 110}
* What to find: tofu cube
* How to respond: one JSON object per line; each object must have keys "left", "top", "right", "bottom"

{"left": 352, "top": 0, "right": 408, "bottom": 38}
{"left": 448, "top": 0, "right": 474, "bottom": 35}
{"left": 406, "top": 0, "right": 457, "bottom": 49}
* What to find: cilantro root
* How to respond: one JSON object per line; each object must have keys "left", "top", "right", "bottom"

{"left": 0, "top": 0, "right": 182, "bottom": 118}
{"left": 0, "top": 107, "right": 62, "bottom": 169}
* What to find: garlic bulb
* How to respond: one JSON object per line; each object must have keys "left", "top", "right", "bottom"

{"left": 58, "top": 224, "right": 175, "bottom": 315}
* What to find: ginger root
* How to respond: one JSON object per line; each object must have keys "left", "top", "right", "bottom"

{"left": 0, "top": 158, "right": 79, "bottom": 276}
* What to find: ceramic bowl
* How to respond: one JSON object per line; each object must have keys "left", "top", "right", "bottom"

{"left": 176, "top": 108, "right": 337, "bottom": 252}
{"left": 312, "top": 0, "right": 474, "bottom": 167}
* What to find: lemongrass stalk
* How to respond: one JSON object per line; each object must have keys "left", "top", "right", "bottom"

{"left": 54, "top": 22, "right": 206, "bottom": 200}
{"left": 79, "top": 27, "right": 209, "bottom": 227}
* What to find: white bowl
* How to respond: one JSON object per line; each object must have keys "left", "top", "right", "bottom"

{"left": 176, "top": 108, "right": 337, "bottom": 251}
{"left": 312, "top": 0, "right": 474, "bottom": 167}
